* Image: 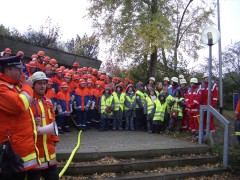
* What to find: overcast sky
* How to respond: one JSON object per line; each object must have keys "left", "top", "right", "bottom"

{"left": 0, "top": 0, "right": 239, "bottom": 65}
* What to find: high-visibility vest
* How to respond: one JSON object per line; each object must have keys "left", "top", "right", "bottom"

{"left": 170, "top": 97, "right": 185, "bottom": 117}
{"left": 124, "top": 94, "right": 136, "bottom": 110}
{"left": 153, "top": 99, "right": 167, "bottom": 121}
{"left": 145, "top": 96, "right": 155, "bottom": 115}
{"left": 136, "top": 90, "right": 145, "bottom": 108}
{"left": 100, "top": 95, "right": 113, "bottom": 114}
{"left": 112, "top": 92, "right": 125, "bottom": 111}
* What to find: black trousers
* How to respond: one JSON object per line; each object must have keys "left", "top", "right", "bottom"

{"left": 27, "top": 165, "right": 59, "bottom": 180}
{"left": 0, "top": 171, "right": 26, "bottom": 180}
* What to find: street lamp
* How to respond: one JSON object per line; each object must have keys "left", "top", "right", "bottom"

{"left": 201, "top": 26, "right": 220, "bottom": 135}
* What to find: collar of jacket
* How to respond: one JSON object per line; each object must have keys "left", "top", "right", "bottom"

{"left": 0, "top": 72, "right": 19, "bottom": 85}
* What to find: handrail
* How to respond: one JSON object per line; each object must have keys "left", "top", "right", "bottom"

{"left": 199, "top": 105, "right": 230, "bottom": 169}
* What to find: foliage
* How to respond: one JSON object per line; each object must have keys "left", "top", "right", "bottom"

{"left": 65, "top": 33, "right": 99, "bottom": 59}
{"left": 0, "top": 24, "right": 11, "bottom": 36}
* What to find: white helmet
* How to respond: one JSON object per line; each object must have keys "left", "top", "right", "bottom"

{"left": 180, "top": 79, "right": 187, "bottom": 84}
{"left": 171, "top": 77, "right": 178, "bottom": 83}
{"left": 179, "top": 74, "right": 184, "bottom": 79}
{"left": 31, "top": 71, "right": 48, "bottom": 83}
{"left": 203, "top": 73, "right": 209, "bottom": 78}
{"left": 163, "top": 77, "right": 169, "bottom": 81}
{"left": 149, "top": 77, "right": 155, "bottom": 82}
{"left": 190, "top": 78, "right": 198, "bottom": 84}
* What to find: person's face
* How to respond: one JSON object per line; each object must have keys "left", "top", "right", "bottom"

{"left": 87, "top": 83, "right": 92, "bottom": 87}
{"left": 62, "top": 87, "right": 68, "bottom": 92}
{"left": 150, "top": 90, "right": 155, "bottom": 96}
{"left": 4, "top": 53, "right": 10, "bottom": 57}
{"left": 149, "top": 80, "right": 154, "bottom": 85}
{"left": 128, "top": 87, "right": 133, "bottom": 92}
{"left": 157, "top": 83, "right": 163, "bottom": 89}
{"left": 5, "top": 67, "right": 23, "bottom": 82}
{"left": 190, "top": 82, "right": 194, "bottom": 88}
{"left": 34, "top": 80, "right": 47, "bottom": 96}
{"left": 175, "top": 91, "right": 179, "bottom": 97}
{"left": 116, "top": 87, "right": 121, "bottom": 92}
{"left": 160, "top": 96, "right": 164, "bottom": 100}
{"left": 204, "top": 77, "right": 208, "bottom": 82}
{"left": 163, "top": 81, "right": 168, "bottom": 85}
{"left": 180, "top": 83, "right": 185, "bottom": 88}
{"left": 47, "top": 84, "right": 52, "bottom": 89}
{"left": 45, "top": 69, "right": 52, "bottom": 75}
{"left": 80, "top": 83, "right": 85, "bottom": 88}
{"left": 57, "top": 73, "right": 62, "bottom": 78}
{"left": 105, "top": 89, "right": 110, "bottom": 94}
{"left": 30, "top": 67, "right": 36, "bottom": 73}
{"left": 64, "top": 77, "right": 71, "bottom": 83}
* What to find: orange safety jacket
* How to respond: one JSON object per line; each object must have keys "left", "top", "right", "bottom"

{"left": 0, "top": 73, "right": 40, "bottom": 171}
{"left": 31, "top": 93, "right": 59, "bottom": 170}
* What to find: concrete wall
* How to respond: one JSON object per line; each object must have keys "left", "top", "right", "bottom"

{"left": 0, "top": 36, "right": 102, "bottom": 69}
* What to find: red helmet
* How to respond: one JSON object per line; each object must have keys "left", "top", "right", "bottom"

{"left": 64, "top": 73, "right": 71, "bottom": 79}
{"left": 28, "top": 61, "right": 37, "bottom": 68}
{"left": 73, "top": 74, "right": 80, "bottom": 80}
{"left": 48, "top": 79, "right": 53, "bottom": 85}
{"left": 45, "top": 64, "right": 52, "bottom": 70}
{"left": 68, "top": 69, "right": 75, "bottom": 76}
{"left": 31, "top": 54, "right": 37, "bottom": 60}
{"left": 44, "top": 56, "right": 51, "bottom": 61}
{"left": 50, "top": 59, "right": 57, "bottom": 65}
{"left": 55, "top": 68, "right": 62, "bottom": 73}
{"left": 73, "top": 62, "right": 80, "bottom": 67}
{"left": 92, "top": 69, "right": 98, "bottom": 75}
{"left": 88, "top": 67, "right": 93, "bottom": 72}
{"left": 63, "top": 69, "right": 69, "bottom": 75}
{"left": 16, "top": 51, "right": 24, "bottom": 56}
{"left": 4, "top": 48, "right": 11, "bottom": 54}
{"left": 60, "top": 82, "right": 68, "bottom": 88}
{"left": 79, "top": 79, "right": 86, "bottom": 85}
{"left": 87, "top": 79, "right": 93, "bottom": 84}
{"left": 37, "top": 51, "right": 45, "bottom": 57}
{"left": 60, "top": 66, "right": 65, "bottom": 70}
{"left": 82, "top": 74, "right": 88, "bottom": 79}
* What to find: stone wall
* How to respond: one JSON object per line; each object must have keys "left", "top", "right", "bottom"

{"left": 0, "top": 36, "right": 102, "bottom": 69}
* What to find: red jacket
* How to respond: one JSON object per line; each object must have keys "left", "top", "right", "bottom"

{"left": 200, "top": 82, "right": 218, "bottom": 107}
{"left": 31, "top": 93, "right": 59, "bottom": 170}
{"left": 0, "top": 73, "right": 39, "bottom": 171}
{"left": 185, "top": 85, "right": 201, "bottom": 114}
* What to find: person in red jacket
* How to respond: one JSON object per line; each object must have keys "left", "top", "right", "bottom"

{"left": 46, "top": 79, "right": 57, "bottom": 110}
{"left": 200, "top": 73, "right": 218, "bottom": 132}
{"left": 185, "top": 78, "right": 201, "bottom": 134}
{"left": 0, "top": 56, "right": 39, "bottom": 180}
{"left": 28, "top": 71, "right": 59, "bottom": 180}
{"left": 56, "top": 82, "right": 72, "bottom": 134}
{"left": 52, "top": 68, "right": 63, "bottom": 93}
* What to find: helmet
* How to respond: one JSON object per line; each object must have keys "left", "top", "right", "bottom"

{"left": 163, "top": 77, "right": 169, "bottom": 81}
{"left": 50, "top": 59, "right": 57, "bottom": 66}
{"left": 64, "top": 73, "right": 71, "bottom": 79}
{"left": 87, "top": 74, "right": 92, "bottom": 78}
{"left": 87, "top": 79, "right": 93, "bottom": 84}
{"left": 82, "top": 67, "right": 87, "bottom": 71}
{"left": 63, "top": 69, "right": 69, "bottom": 75}
{"left": 31, "top": 71, "right": 48, "bottom": 83}
{"left": 171, "top": 77, "right": 178, "bottom": 83}
{"left": 73, "top": 62, "right": 80, "bottom": 67}
{"left": 100, "top": 74, "right": 106, "bottom": 80}
{"left": 48, "top": 79, "right": 53, "bottom": 85}
{"left": 92, "top": 69, "right": 98, "bottom": 75}
{"left": 79, "top": 79, "right": 86, "bottom": 85}
{"left": 55, "top": 68, "right": 62, "bottom": 73}
{"left": 88, "top": 67, "right": 93, "bottom": 72}
{"left": 149, "top": 77, "right": 155, "bottom": 82}
{"left": 28, "top": 61, "right": 37, "bottom": 68}
{"left": 44, "top": 64, "right": 52, "bottom": 70}
{"left": 203, "top": 73, "right": 209, "bottom": 78}
{"left": 73, "top": 74, "right": 80, "bottom": 80}
{"left": 44, "top": 56, "right": 51, "bottom": 61}
{"left": 4, "top": 48, "right": 11, "bottom": 54}
{"left": 82, "top": 74, "right": 88, "bottom": 79}
{"left": 60, "top": 82, "right": 68, "bottom": 88}
{"left": 16, "top": 51, "right": 24, "bottom": 56}
{"left": 179, "top": 74, "right": 184, "bottom": 79}
{"left": 31, "top": 54, "right": 37, "bottom": 60}
{"left": 60, "top": 66, "right": 65, "bottom": 70}
{"left": 190, "top": 78, "right": 198, "bottom": 84}
{"left": 68, "top": 69, "right": 75, "bottom": 76}
{"left": 180, "top": 79, "right": 187, "bottom": 84}
{"left": 37, "top": 51, "right": 45, "bottom": 57}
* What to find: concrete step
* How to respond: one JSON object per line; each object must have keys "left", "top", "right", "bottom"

{"left": 58, "top": 155, "right": 219, "bottom": 176}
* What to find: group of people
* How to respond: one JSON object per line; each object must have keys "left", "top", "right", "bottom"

{"left": 0, "top": 47, "right": 220, "bottom": 179}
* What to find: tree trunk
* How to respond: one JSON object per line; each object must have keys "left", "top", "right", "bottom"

{"left": 147, "top": 47, "right": 157, "bottom": 78}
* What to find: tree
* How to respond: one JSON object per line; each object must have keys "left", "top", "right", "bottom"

{"left": 0, "top": 24, "right": 11, "bottom": 36}
{"left": 65, "top": 33, "right": 99, "bottom": 59}
{"left": 87, "top": 0, "right": 214, "bottom": 79}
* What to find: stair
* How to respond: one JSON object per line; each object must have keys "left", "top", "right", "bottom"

{"left": 57, "top": 146, "right": 227, "bottom": 179}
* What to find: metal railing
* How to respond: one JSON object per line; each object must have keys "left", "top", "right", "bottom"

{"left": 198, "top": 105, "right": 230, "bottom": 169}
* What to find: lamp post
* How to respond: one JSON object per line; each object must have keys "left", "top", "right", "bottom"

{"left": 201, "top": 27, "right": 220, "bottom": 135}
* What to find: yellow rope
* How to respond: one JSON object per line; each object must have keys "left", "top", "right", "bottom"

{"left": 59, "top": 130, "right": 82, "bottom": 178}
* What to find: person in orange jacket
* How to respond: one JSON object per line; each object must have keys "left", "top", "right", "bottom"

{"left": 0, "top": 56, "right": 39, "bottom": 180}
{"left": 73, "top": 79, "right": 90, "bottom": 131}
{"left": 56, "top": 82, "right": 73, "bottom": 134}
{"left": 45, "top": 79, "right": 57, "bottom": 110}
{"left": 36, "top": 51, "right": 45, "bottom": 71}
{"left": 52, "top": 68, "right": 63, "bottom": 93}
{"left": 28, "top": 71, "right": 59, "bottom": 180}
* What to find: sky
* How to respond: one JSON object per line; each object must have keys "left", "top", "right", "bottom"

{"left": 0, "top": 0, "right": 240, "bottom": 67}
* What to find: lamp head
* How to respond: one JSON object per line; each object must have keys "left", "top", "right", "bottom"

{"left": 201, "top": 27, "right": 220, "bottom": 46}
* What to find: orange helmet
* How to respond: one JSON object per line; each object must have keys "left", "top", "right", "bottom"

{"left": 79, "top": 79, "right": 86, "bottom": 85}
{"left": 44, "top": 56, "right": 51, "bottom": 61}
{"left": 112, "top": 77, "right": 118, "bottom": 83}
{"left": 48, "top": 79, "right": 53, "bottom": 85}
{"left": 31, "top": 54, "right": 37, "bottom": 60}
{"left": 92, "top": 68, "right": 98, "bottom": 75}
{"left": 4, "top": 48, "right": 11, "bottom": 54}
{"left": 37, "top": 51, "right": 45, "bottom": 57}
{"left": 28, "top": 61, "right": 37, "bottom": 68}
{"left": 63, "top": 69, "right": 69, "bottom": 75}
{"left": 50, "top": 59, "right": 57, "bottom": 66}
{"left": 60, "top": 82, "right": 68, "bottom": 88}
{"left": 60, "top": 66, "right": 65, "bottom": 70}
{"left": 73, "top": 62, "right": 79, "bottom": 67}
{"left": 82, "top": 74, "right": 88, "bottom": 79}
{"left": 68, "top": 69, "right": 75, "bottom": 76}
{"left": 45, "top": 64, "right": 52, "bottom": 70}
{"left": 88, "top": 67, "right": 93, "bottom": 72}
{"left": 77, "top": 68, "right": 82, "bottom": 73}
{"left": 100, "top": 74, "right": 106, "bottom": 80}
{"left": 55, "top": 68, "right": 62, "bottom": 73}
{"left": 16, "top": 51, "right": 24, "bottom": 56}
{"left": 82, "top": 67, "right": 87, "bottom": 71}
{"left": 64, "top": 73, "right": 71, "bottom": 79}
